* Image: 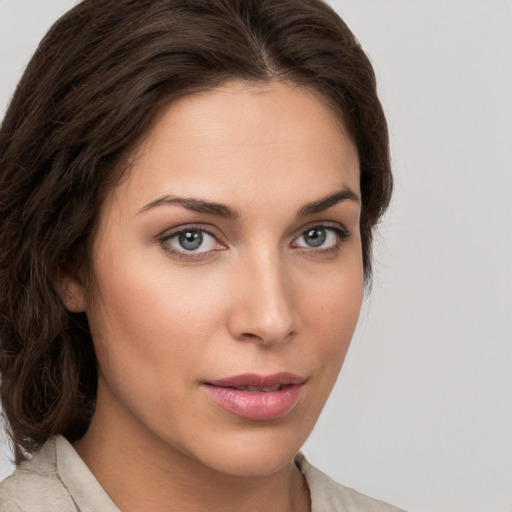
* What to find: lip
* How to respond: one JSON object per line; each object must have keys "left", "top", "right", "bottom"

{"left": 202, "top": 372, "right": 306, "bottom": 421}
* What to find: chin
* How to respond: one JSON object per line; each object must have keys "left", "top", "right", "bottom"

{"left": 177, "top": 417, "right": 314, "bottom": 478}
{"left": 201, "top": 443, "right": 300, "bottom": 478}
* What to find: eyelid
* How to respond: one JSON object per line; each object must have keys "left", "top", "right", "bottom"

{"left": 290, "top": 222, "right": 350, "bottom": 253}
{"left": 159, "top": 223, "right": 224, "bottom": 242}
{"left": 158, "top": 224, "right": 227, "bottom": 259}
{"left": 292, "top": 221, "right": 349, "bottom": 239}
{"left": 156, "top": 221, "right": 350, "bottom": 261}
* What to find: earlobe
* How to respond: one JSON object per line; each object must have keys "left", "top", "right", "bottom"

{"left": 54, "top": 268, "right": 86, "bottom": 313}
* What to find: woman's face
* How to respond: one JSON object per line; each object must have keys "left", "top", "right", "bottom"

{"left": 74, "top": 81, "right": 363, "bottom": 476}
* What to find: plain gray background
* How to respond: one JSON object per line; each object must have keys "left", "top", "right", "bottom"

{"left": 1, "top": 1, "right": 511, "bottom": 511}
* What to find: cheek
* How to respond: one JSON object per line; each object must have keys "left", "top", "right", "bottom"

{"left": 85, "top": 245, "right": 228, "bottom": 382}
{"left": 83, "top": 259, "right": 219, "bottom": 434}
{"left": 300, "top": 255, "right": 364, "bottom": 373}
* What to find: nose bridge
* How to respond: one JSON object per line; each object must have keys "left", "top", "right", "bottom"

{"left": 229, "top": 246, "right": 296, "bottom": 345}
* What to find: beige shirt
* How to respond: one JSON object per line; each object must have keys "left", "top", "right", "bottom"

{"left": 0, "top": 436, "right": 404, "bottom": 511}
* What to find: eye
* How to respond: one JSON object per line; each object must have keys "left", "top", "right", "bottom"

{"left": 292, "top": 225, "right": 348, "bottom": 250}
{"left": 160, "top": 227, "right": 224, "bottom": 257}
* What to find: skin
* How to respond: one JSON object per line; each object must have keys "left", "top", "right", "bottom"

{"left": 63, "top": 80, "right": 363, "bottom": 512}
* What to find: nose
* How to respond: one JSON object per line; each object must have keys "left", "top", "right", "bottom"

{"left": 227, "top": 251, "right": 297, "bottom": 346}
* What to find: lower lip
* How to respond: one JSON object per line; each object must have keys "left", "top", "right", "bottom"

{"left": 202, "top": 384, "right": 303, "bottom": 421}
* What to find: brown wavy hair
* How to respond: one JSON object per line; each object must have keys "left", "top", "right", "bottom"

{"left": 0, "top": 0, "right": 392, "bottom": 461}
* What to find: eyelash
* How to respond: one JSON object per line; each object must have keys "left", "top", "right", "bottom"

{"left": 159, "top": 224, "right": 224, "bottom": 260}
{"left": 293, "top": 224, "right": 349, "bottom": 257}
{"left": 158, "top": 223, "right": 350, "bottom": 261}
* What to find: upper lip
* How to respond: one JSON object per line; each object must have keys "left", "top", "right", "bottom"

{"left": 204, "top": 372, "right": 306, "bottom": 389}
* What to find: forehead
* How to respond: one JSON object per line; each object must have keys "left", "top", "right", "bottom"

{"left": 106, "top": 80, "right": 360, "bottom": 216}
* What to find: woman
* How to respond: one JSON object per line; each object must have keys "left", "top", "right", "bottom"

{"left": 0, "top": 0, "right": 402, "bottom": 510}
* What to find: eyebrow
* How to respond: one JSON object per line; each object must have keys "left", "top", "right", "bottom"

{"left": 138, "top": 196, "right": 241, "bottom": 220}
{"left": 296, "top": 187, "right": 360, "bottom": 218}
{"left": 138, "top": 187, "right": 359, "bottom": 220}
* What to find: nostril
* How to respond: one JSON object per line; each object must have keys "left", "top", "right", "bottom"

{"left": 237, "top": 327, "right": 296, "bottom": 347}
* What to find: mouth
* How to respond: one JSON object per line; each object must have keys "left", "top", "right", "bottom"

{"left": 201, "top": 373, "right": 306, "bottom": 421}
{"left": 222, "top": 384, "right": 285, "bottom": 392}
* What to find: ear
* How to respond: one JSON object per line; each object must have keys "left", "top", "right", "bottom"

{"left": 54, "top": 265, "right": 87, "bottom": 313}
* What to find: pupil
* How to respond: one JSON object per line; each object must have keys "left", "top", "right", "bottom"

{"left": 179, "top": 230, "right": 203, "bottom": 251}
{"left": 305, "top": 227, "right": 326, "bottom": 247}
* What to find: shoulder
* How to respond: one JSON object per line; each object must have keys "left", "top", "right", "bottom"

{"left": 0, "top": 438, "right": 77, "bottom": 512}
{"left": 296, "top": 453, "right": 406, "bottom": 512}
